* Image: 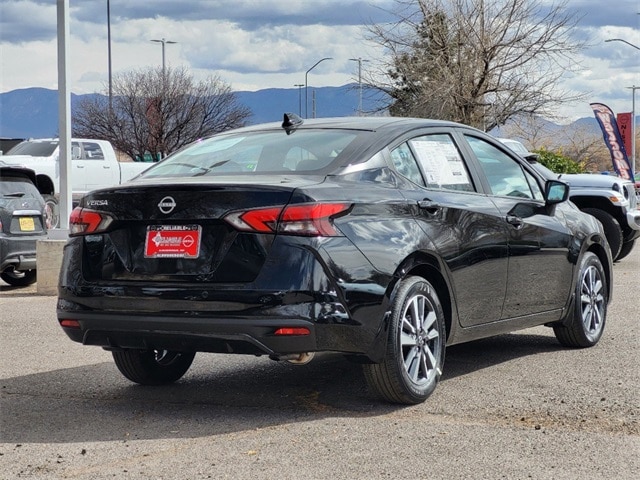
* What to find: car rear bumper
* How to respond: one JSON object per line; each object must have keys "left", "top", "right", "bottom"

{"left": 56, "top": 310, "right": 319, "bottom": 356}
{"left": 0, "top": 235, "right": 41, "bottom": 272}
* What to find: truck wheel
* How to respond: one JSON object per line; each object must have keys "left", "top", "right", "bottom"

{"left": 553, "top": 252, "right": 607, "bottom": 348}
{"left": 112, "top": 349, "right": 195, "bottom": 385}
{"left": 43, "top": 194, "right": 60, "bottom": 229}
{"left": 616, "top": 239, "right": 635, "bottom": 261}
{"left": 1, "top": 270, "right": 37, "bottom": 286}
{"left": 582, "top": 208, "right": 622, "bottom": 260}
{"left": 363, "top": 276, "right": 446, "bottom": 404}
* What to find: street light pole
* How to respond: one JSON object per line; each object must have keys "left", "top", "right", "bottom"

{"left": 349, "top": 57, "right": 369, "bottom": 116}
{"left": 294, "top": 84, "right": 304, "bottom": 117}
{"left": 107, "top": 0, "right": 112, "bottom": 110}
{"left": 305, "top": 57, "right": 332, "bottom": 119}
{"left": 150, "top": 37, "right": 177, "bottom": 76}
{"left": 605, "top": 38, "right": 639, "bottom": 175}
{"left": 629, "top": 86, "right": 638, "bottom": 176}
{"left": 605, "top": 38, "right": 640, "bottom": 50}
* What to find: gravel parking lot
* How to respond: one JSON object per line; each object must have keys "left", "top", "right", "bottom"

{"left": 1, "top": 249, "right": 638, "bottom": 479}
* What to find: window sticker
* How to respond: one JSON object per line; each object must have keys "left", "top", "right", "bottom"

{"left": 411, "top": 140, "right": 470, "bottom": 186}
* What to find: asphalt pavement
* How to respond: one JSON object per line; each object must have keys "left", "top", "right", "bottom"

{"left": 1, "top": 249, "right": 638, "bottom": 479}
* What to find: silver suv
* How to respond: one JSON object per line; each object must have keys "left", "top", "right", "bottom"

{"left": 0, "top": 164, "right": 47, "bottom": 286}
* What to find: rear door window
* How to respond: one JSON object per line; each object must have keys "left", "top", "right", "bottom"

{"left": 409, "top": 134, "right": 475, "bottom": 192}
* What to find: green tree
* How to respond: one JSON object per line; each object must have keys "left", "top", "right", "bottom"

{"left": 534, "top": 148, "right": 585, "bottom": 174}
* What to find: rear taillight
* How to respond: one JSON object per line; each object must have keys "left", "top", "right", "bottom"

{"left": 224, "top": 203, "right": 350, "bottom": 236}
{"left": 69, "top": 207, "right": 114, "bottom": 236}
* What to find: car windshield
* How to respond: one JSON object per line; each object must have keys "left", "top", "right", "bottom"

{"left": 6, "top": 141, "right": 58, "bottom": 156}
{"left": 530, "top": 161, "right": 559, "bottom": 180}
{"left": 140, "top": 129, "right": 360, "bottom": 178}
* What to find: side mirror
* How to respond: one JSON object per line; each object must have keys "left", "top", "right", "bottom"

{"left": 545, "top": 179, "right": 569, "bottom": 205}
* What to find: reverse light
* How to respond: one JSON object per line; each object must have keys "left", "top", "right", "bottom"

{"left": 69, "top": 207, "right": 114, "bottom": 236}
{"left": 274, "top": 327, "right": 311, "bottom": 336}
{"left": 224, "top": 202, "right": 351, "bottom": 236}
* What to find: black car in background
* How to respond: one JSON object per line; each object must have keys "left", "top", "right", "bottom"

{"left": 57, "top": 116, "right": 612, "bottom": 404}
{"left": 0, "top": 164, "right": 47, "bottom": 286}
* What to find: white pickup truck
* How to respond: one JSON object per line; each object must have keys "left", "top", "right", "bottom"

{"left": 0, "top": 138, "right": 151, "bottom": 227}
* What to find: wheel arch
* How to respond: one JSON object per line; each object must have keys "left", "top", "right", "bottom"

{"left": 570, "top": 196, "right": 624, "bottom": 224}
{"left": 36, "top": 174, "right": 55, "bottom": 196}
{"left": 587, "top": 242, "right": 613, "bottom": 303}
{"left": 388, "top": 252, "right": 455, "bottom": 343}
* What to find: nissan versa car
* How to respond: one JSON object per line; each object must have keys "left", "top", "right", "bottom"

{"left": 57, "top": 116, "right": 612, "bottom": 404}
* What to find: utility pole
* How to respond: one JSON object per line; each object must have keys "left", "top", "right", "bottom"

{"left": 349, "top": 57, "right": 369, "bottom": 115}
{"left": 294, "top": 84, "right": 304, "bottom": 116}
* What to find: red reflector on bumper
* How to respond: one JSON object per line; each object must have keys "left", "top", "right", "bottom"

{"left": 274, "top": 327, "right": 310, "bottom": 336}
{"left": 60, "top": 319, "right": 80, "bottom": 328}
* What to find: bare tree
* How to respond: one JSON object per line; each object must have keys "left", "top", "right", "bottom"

{"left": 74, "top": 66, "right": 251, "bottom": 161}
{"left": 368, "top": 0, "right": 585, "bottom": 130}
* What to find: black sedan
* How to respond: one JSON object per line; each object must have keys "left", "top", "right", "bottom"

{"left": 57, "top": 115, "right": 612, "bottom": 404}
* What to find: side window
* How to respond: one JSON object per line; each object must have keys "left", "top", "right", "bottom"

{"left": 524, "top": 169, "right": 544, "bottom": 201}
{"left": 465, "top": 136, "right": 534, "bottom": 199}
{"left": 409, "top": 134, "right": 474, "bottom": 192}
{"left": 81, "top": 142, "right": 105, "bottom": 160}
{"left": 390, "top": 143, "right": 426, "bottom": 186}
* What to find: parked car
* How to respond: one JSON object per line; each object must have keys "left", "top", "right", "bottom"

{"left": 57, "top": 116, "right": 612, "bottom": 405}
{"left": 0, "top": 138, "right": 151, "bottom": 228}
{"left": 0, "top": 164, "right": 47, "bottom": 286}
{"left": 498, "top": 139, "right": 640, "bottom": 261}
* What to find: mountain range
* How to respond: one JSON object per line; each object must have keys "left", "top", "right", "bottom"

{"left": 0, "top": 84, "right": 604, "bottom": 141}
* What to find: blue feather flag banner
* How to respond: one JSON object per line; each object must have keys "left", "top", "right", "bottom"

{"left": 590, "top": 103, "right": 632, "bottom": 180}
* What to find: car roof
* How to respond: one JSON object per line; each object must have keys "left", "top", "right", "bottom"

{"left": 0, "top": 165, "right": 38, "bottom": 185}
{"left": 230, "top": 116, "right": 466, "bottom": 134}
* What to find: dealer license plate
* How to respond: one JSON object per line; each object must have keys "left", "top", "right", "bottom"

{"left": 19, "top": 217, "right": 36, "bottom": 232}
{"left": 144, "top": 225, "right": 201, "bottom": 258}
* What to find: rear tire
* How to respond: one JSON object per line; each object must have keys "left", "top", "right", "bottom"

{"left": 553, "top": 252, "right": 607, "bottom": 348}
{"left": 1, "top": 270, "right": 37, "bottom": 286}
{"left": 582, "top": 208, "right": 622, "bottom": 260}
{"left": 364, "top": 276, "right": 446, "bottom": 404}
{"left": 43, "top": 194, "right": 59, "bottom": 230}
{"left": 112, "top": 349, "right": 195, "bottom": 385}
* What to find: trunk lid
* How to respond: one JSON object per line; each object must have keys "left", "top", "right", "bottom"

{"left": 79, "top": 178, "right": 320, "bottom": 283}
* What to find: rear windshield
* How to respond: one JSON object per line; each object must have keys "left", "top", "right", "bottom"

{"left": 0, "top": 174, "right": 41, "bottom": 200}
{"left": 140, "top": 130, "right": 360, "bottom": 178}
{"left": 6, "top": 141, "right": 58, "bottom": 157}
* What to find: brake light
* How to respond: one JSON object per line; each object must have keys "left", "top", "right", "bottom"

{"left": 60, "top": 319, "right": 80, "bottom": 328}
{"left": 224, "top": 203, "right": 350, "bottom": 236}
{"left": 274, "top": 327, "right": 310, "bottom": 336}
{"left": 69, "top": 207, "right": 114, "bottom": 236}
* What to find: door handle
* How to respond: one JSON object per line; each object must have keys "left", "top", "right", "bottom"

{"left": 418, "top": 199, "right": 440, "bottom": 214}
{"left": 506, "top": 214, "right": 524, "bottom": 228}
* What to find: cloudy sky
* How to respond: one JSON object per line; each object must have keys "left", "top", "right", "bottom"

{"left": 1, "top": 0, "right": 638, "bottom": 121}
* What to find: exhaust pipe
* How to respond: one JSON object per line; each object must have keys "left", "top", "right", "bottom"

{"left": 269, "top": 352, "right": 315, "bottom": 365}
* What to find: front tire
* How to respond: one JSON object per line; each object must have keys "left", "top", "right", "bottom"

{"left": 582, "top": 208, "right": 622, "bottom": 260}
{"left": 112, "top": 349, "right": 196, "bottom": 385}
{"left": 364, "top": 276, "right": 446, "bottom": 404}
{"left": 1, "top": 270, "right": 37, "bottom": 286}
{"left": 616, "top": 239, "right": 635, "bottom": 261}
{"left": 553, "top": 252, "right": 607, "bottom": 348}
